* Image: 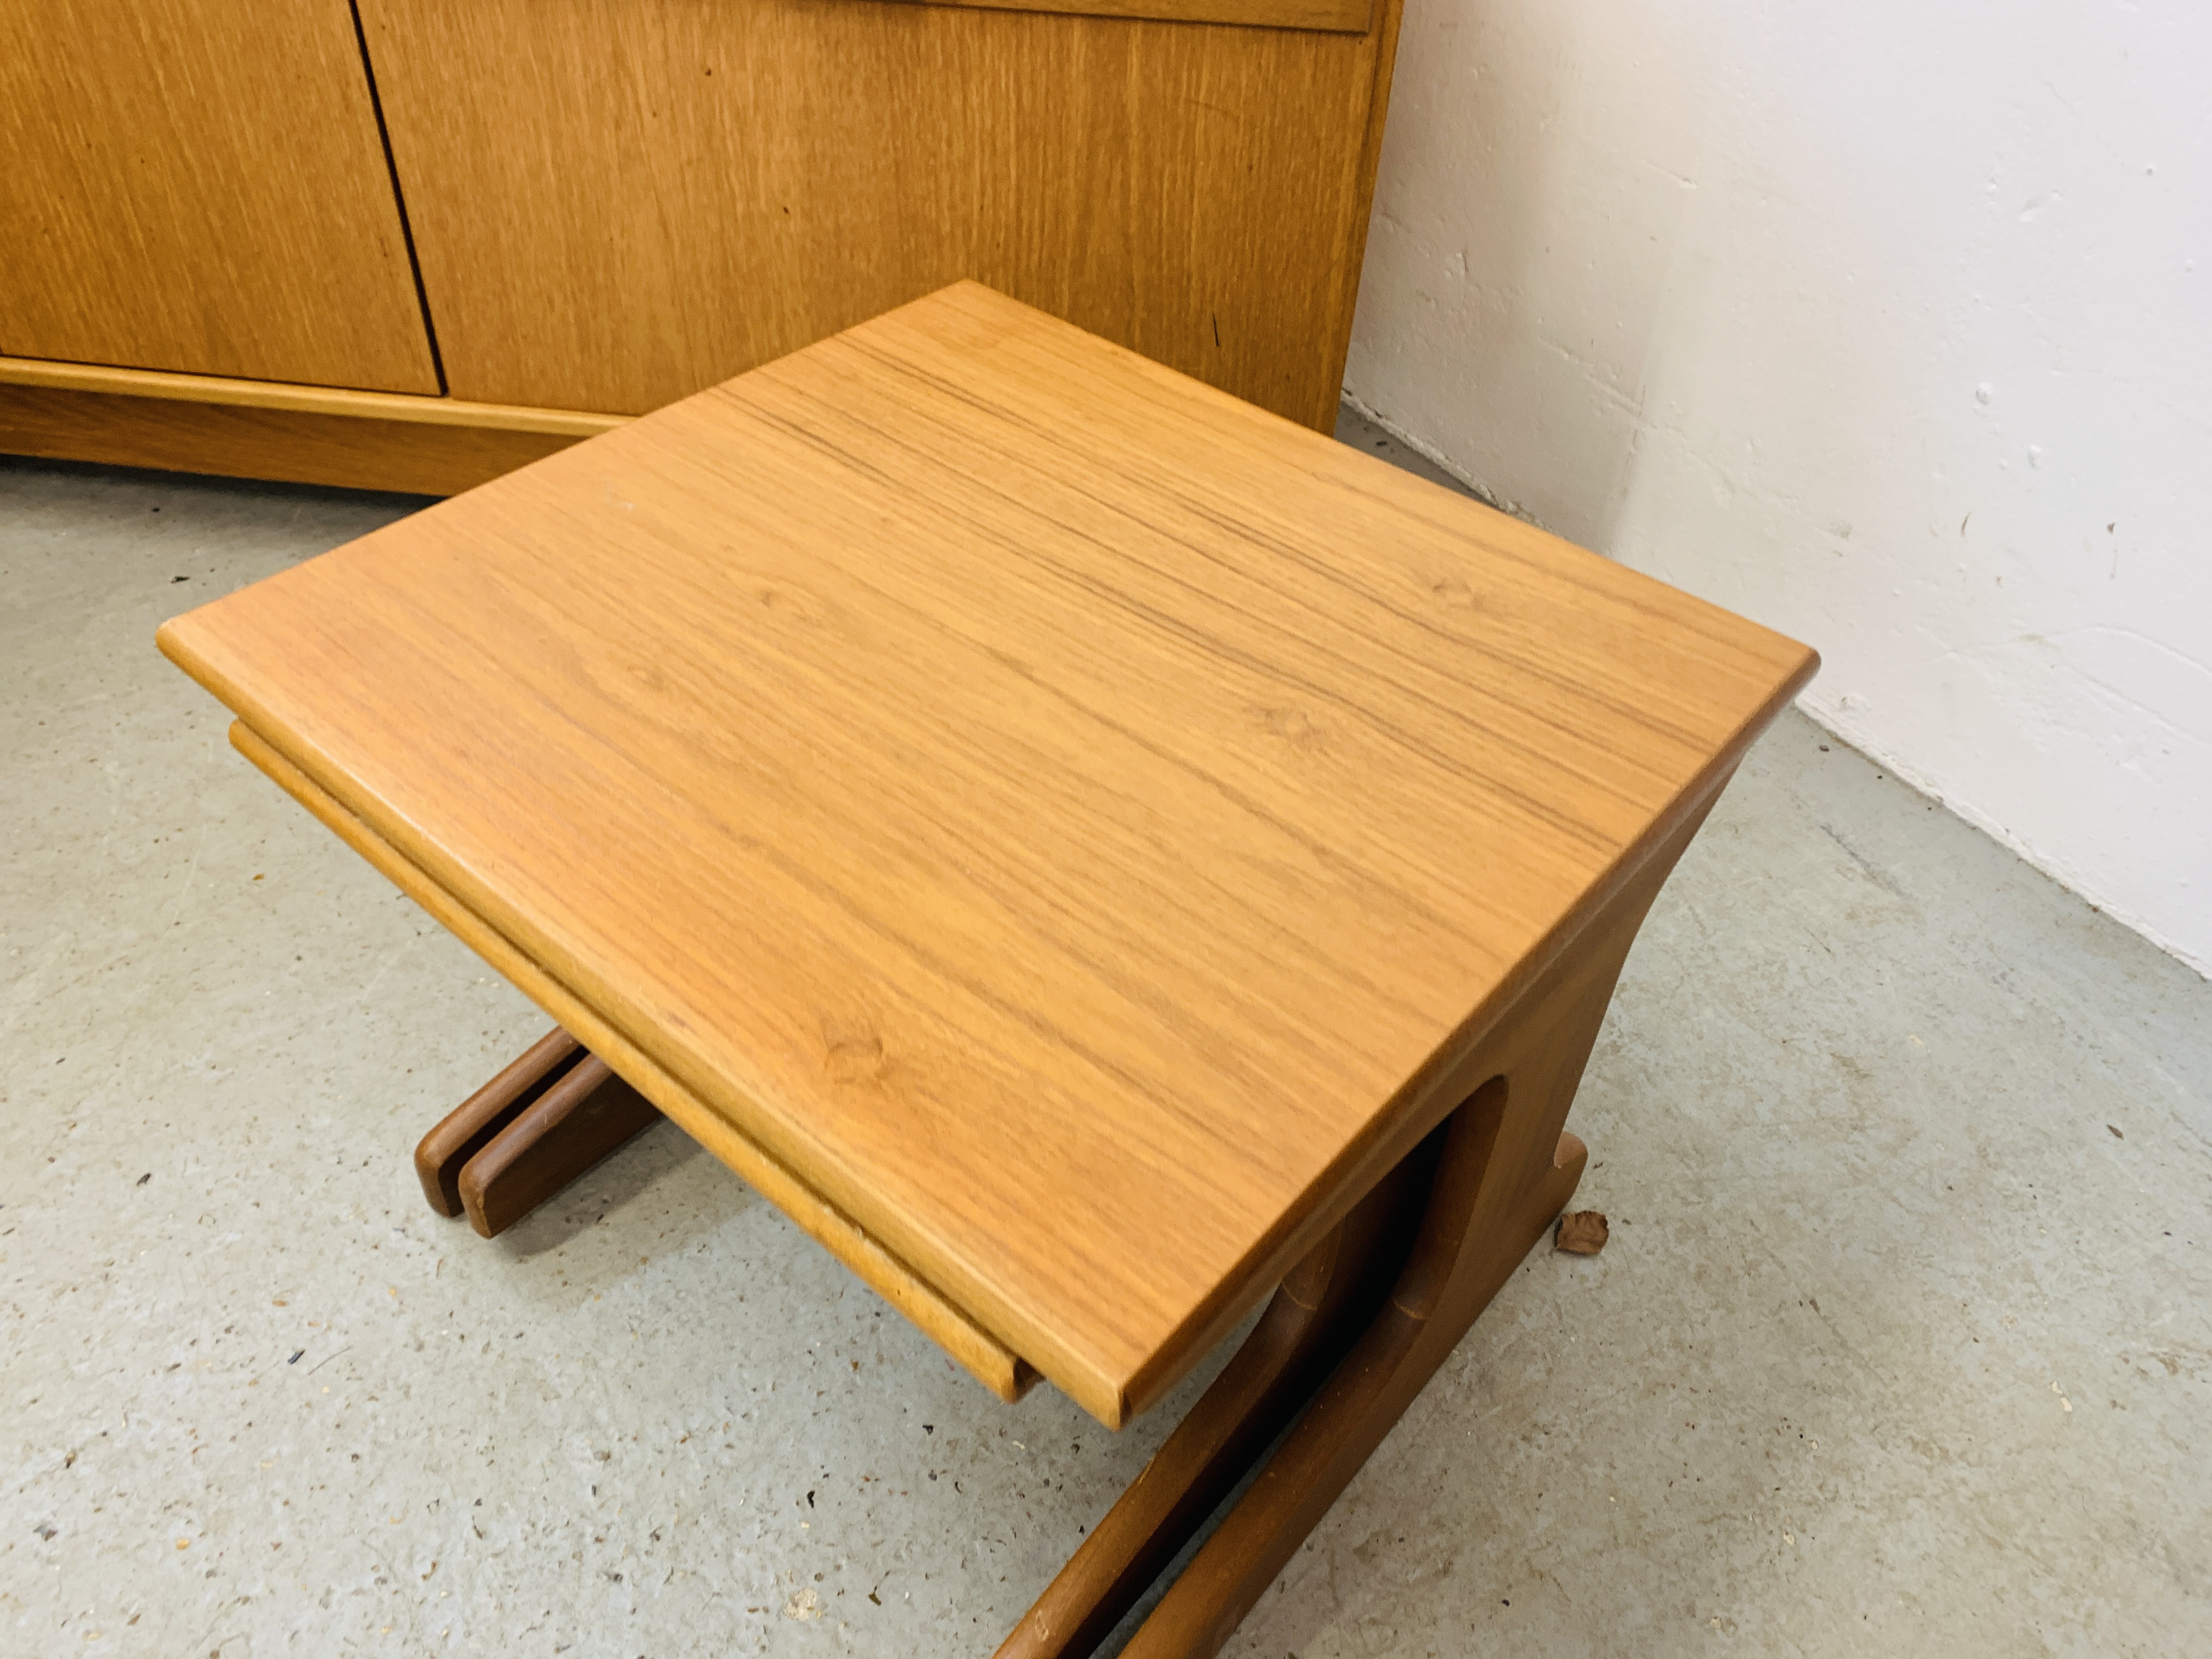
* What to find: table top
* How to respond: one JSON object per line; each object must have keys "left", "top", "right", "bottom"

{"left": 160, "top": 283, "right": 1815, "bottom": 1425}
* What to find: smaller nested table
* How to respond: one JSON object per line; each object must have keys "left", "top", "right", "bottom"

{"left": 160, "top": 283, "right": 1815, "bottom": 1657}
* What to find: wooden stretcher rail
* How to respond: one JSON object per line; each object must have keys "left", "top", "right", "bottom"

{"left": 227, "top": 720, "right": 1037, "bottom": 1404}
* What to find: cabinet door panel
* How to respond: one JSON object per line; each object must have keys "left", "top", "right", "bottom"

{"left": 361, "top": 0, "right": 1396, "bottom": 426}
{"left": 0, "top": 0, "right": 439, "bottom": 392}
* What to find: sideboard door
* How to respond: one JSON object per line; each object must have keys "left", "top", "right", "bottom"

{"left": 0, "top": 0, "right": 440, "bottom": 393}
{"left": 356, "top": 0, "right": 1401, "bottom": 428}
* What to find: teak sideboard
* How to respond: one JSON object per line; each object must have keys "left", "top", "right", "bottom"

{"left": 0, "top": 0, "right": 1405, "bottom": 495}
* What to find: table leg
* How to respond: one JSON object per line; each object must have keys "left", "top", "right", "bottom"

{"left": 997, "top": 1123, "right": 1449, "bottom": 1657}
{"left": 413, "top": 1027, "right": 584, "bottom": 1216}
{"left": 414, "top": 1028, "right": 664, "bottom": 1238}
{"left": 1000, "top": 811, "right": 1668, "bottom": 1659}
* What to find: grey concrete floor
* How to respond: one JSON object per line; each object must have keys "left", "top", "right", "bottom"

{"left": 4, "top": 435, "right": 2209, "bottom": 1659}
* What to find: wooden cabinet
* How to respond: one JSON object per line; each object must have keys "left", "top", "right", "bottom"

{"left": 360, "top": 0, "right": 1398, "bottom": 427}
{"left": 0, "top": 0, "right": 438, "bottom": 392}
{"left": 2, "top": 0, "right": 1402, "bottom": 489}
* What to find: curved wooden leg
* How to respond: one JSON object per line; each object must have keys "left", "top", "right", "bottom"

{"left": 1111, "top": 894, "right": 1645, "bottom": 1657}
{"left": 1120, "top": 1113, "right": 1588, "bottom": 1658}
{"left": 996, "top": 1127, "right": 1448, "bottom": 1659}
{"left": 1001, "top": 799, "right": 1679, "bottom": 1659}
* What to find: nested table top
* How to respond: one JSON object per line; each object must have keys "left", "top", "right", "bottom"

{"left": 160, "top": 283, "right": 1815, "bottom": 1425}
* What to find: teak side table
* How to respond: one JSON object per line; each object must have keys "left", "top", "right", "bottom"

{"left": 159, "top": 283, "right": 1816, "bottom": 1656}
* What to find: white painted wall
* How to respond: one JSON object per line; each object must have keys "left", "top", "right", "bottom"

{"left": 1344, "top": 0, "right": 2211, "bottom": 973}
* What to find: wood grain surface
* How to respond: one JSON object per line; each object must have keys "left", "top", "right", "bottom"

{"left": 915, "top": 0, "right": 1369, "bottom": 35}
{"left": 228, "top": 721, "right": 1037, "bottom": 1402}
{"left": 1118, "top": 793, "right": 1708, "bottom": 1655}
{"left": 356, "top": 0, "right": 1401, "bottom": 426}
{"left": 161, "top": 285, "right": 1815, "bottom": 1426}
{"left": 0, "top": 384, "right": 589, "bottom": 497}
{"left": 0, "top": 0, "right": 438, "bottom": 391}
{"left": 0, "top": 358, "right": 627, "bottom": 495}
{"left": 0, "top": 358, "right": 624, "bottom": 437}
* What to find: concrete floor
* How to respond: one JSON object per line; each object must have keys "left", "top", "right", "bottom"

{"left": 4, "top": 431, "right": 2209, "bottom": 1659}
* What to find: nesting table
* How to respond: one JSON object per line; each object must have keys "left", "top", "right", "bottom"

{"left": 159, "top": 283, "right": 1815, "bottom": 1655}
